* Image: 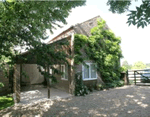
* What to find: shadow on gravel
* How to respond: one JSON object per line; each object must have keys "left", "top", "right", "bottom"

{"left": 1, "top": 86, "right": 150, "bottom": 117}
{"left": 0, "top": 98, "right": 72, "bottom": 117}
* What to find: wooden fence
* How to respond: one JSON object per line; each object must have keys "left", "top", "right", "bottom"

{"left": 127, "top": 69, "right": 150, "bottom": 85}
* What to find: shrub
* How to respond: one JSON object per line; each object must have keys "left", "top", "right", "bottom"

{"left": 141, "top": 78, "right": 150, "bottom": 83}
{"left": 117, "top": 80, "right": 124, "bottom": 87}
{"left": 96, "top": 84, "right": 104, "bottom": 90}
{"left": 87, "top": 85, "right": 94, "bottom": 92}
{"left": 105, "top": 80, "right": 124, "bottom": 88}
{"left": 74, "top": 73, "right": 89, "bottom": 96}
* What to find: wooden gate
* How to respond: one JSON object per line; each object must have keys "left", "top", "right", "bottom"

{"left": 127, "top": 69, "right": 150, "bottom": 85}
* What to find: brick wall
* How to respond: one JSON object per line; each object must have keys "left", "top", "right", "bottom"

{"left": 0, "top": 70, "right": 11, "bottom": 96}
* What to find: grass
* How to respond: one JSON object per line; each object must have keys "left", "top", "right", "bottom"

{"left": 0, "top": 96, "right": 14, "bottom": 110}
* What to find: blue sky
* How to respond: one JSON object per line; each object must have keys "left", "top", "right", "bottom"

{"left": 46, "top": 0, "right": 150, "bottom": 65}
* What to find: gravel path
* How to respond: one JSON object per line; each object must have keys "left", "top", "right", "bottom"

{"left": 1, "top": 85, "right": 150, "bottom": 117}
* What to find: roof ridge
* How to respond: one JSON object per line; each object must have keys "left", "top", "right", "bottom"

{"left": 47, "top": 15, "right": 101, "bottom": 44}
{"left": 75, "top": 15, "right": 101, "bottom": 26}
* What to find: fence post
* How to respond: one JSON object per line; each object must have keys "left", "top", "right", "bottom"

{"left": 46, "top": 66, "right": 50, "bottom": 99}
{"left": 134, "top": 71, "right": 136, "bottom": 85}
{"left": 13, "top": 64, "right": 20, "bottom": 103}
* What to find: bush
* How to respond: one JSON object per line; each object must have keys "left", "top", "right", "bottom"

{"left": 141, "top": 78, "right": 150, "bottom": 83}
{"left": 96, "top": 84, "right": 104, "bottom": 90}
{"left": 117, "top": 80, "right": 124, "bottom": 87}
{"left": 0, "top": 82, "right": 4, "bottom": 88}
{"left": 105, "top": 80, "right": 124, "bottom": 88}
{"left": 74, "top": 73, "right": 89, "bottom": 96}
{"left": 87, "top": 85, "right": 94, "bottom": 92}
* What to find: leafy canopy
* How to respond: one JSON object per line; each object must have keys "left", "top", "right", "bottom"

{"left": 107, "top": 0, "right": 150, "bottom": 28}
{"left": 0, "top": 1, "right": 85, "bottom": 84}
{"left": 0, "top": 1, "right": 85, "bottom": 60}
{"left": 132, "top": 61, "right": 146, "bottom": 70}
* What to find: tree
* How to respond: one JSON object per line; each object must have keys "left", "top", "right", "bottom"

{"left": 0, "top": 0, "right": 85, "bottom": 66}
{"left": 0, "top": 1, "right": 85, "bottom": 62}
{"left": 132, "top": 61, "right": 146, "bottom": 70}
{"left": 107, "top": 0, "right": 150, "bottom": 28}
{"left": 122, "top": 60, "right": 132, "bottom": 71}
{"left": 0, "top": 0, "right": 85, "bottom": 95}
{"left": 146, "top": 63, "right": 150, "bottom": 68}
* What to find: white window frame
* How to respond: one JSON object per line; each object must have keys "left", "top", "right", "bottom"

{"left": 49, "top": 68, "right": 52, "bottom": 75}
{"left": 61, "top": 64, "right": 68, "bottom": 80}
{"left": 82, "top": 63, "right": 97, "bottom": 81}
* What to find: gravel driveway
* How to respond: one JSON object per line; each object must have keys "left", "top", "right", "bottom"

{"left": 1, "top": 85, "right": 150, "bottom": 117}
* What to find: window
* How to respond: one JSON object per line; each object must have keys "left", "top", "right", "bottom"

{"left": 82, "top": 63, "right": 97, "bottom": 80}
{"left": 49, "top": 68, "right": 52, "bottom": 75}
{"left": 49, "top": 65, "right": 53, "bottom": 75}
{"left": 61, "top": 65, "right": 68, "bottom": 80}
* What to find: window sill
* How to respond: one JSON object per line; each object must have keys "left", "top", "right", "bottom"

{"left": 83, "top": 78, "right": 97, "bottom": 81}
{"left": 61, "top": 78, "right": 68, "bottom": 81}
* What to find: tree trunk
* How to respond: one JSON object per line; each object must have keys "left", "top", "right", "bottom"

{"left": 45, "top": 66, "right": 50, "bottom": 98}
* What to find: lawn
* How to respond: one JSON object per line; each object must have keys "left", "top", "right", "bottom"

{"left": 0, "top": 96, "right": 14, "bottom": 110}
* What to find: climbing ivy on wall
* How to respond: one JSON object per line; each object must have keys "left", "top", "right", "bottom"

{"left": 74, "top": 19, "right": 123, "bottom": 84}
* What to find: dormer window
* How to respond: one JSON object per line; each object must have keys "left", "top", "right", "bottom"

{"left": 89, "top": 22, "right": 93, "bottom": 26}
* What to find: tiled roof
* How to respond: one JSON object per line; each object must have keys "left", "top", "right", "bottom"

{"left": 47, "top": 15, "right": 110, "bottom": 44}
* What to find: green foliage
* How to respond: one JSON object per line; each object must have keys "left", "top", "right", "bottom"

{"left": 141, "top": 78, "right": 150, "bottom": 83}
{"left": 74, "top": 19, "right": 123, "bottom": 85}
{"left": 122, "top": 60, "right": 132, "bottom": 71}
{"left": 120, "top": 66, "right": 127, "bottom": 72}
{"left": 105, "top": 80, "right": 124, "bottom": 88}
{"left": 107, "top": 0, "right": 131, "bottom": 14}
{"left": 74, "top": 73, "right": 89, "bottom": 96}
{"left": 107, "top": 0, "right": 150, "bottom": 28}
{"left": 0, "top": 1, "right": 85, "bottom": 82}
{"left": 132, "top": 61, "right": 146, "bottom": 70}
{"left": 0, "top": 55, "right": 11, "bottom": 79}
{"left": 127, "top": 1, "right": 150, "bottom": 28}
{"left": 0, "top": 82, "right": 4, "bottom": 88}
{"left": 74, "top": 34, "right": 88, "bottom": 64}
{"left": 96, "top": 84, "right": 104, "bottom": 90}
{"left": 87, "top": 85, "right": 94, "bottom": 92}
{"left": 0, "top": 96, "right": 14, "bottom": 110}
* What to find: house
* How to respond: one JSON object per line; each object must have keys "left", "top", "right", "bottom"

{"left": 14, "top": 16, "right": 109, "bottom": 94}
{"left": 45, "top": 15, "right": 107, "bottom": 93}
